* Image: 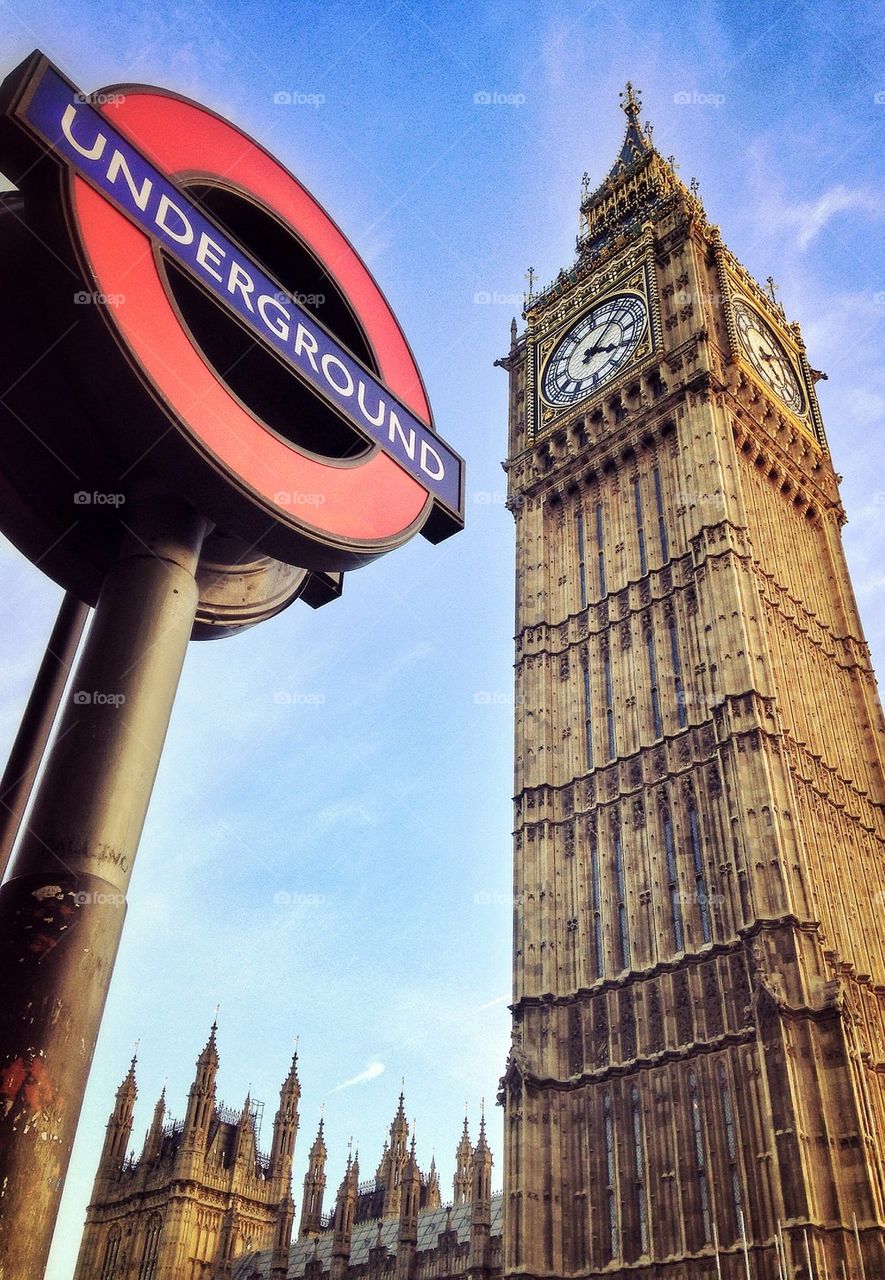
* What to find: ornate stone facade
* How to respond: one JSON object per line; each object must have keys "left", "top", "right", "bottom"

{"left": 497, "top": 84, "right": 885, "bottom": 1280}
{"left": 72, "top": 1024, "right": 298, "bottom": 1280}
{"left": 74, "top": 1034, "right": 499, "bottom": 1280}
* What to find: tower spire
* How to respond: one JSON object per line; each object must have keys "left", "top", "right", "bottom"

{"left": 620, "top": 80, "right": 642, "bottom": 119}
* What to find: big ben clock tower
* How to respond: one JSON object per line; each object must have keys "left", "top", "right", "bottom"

{"left": 498, "top": 85, "right": 885, "bottom": 1280}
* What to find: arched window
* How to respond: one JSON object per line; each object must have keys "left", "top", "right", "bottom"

{"left": 667, "top": 612, "right": 687, "bottom": 729}
{"left": 632, "top": 477, "right": 647, "bottom": 577}
{"left": 644, "top": 622, "right": 663, "bottom": 738}
{"left": 688, "top": 1071, "right": 712, "bottom": 1244}
{"left": 595, "top": 501, "right": 607, "bottom": 597}
{"left": 602, "top": 1093, "right": 619, "bottom": 1261}
{"left": 589, "top": 827, "right": 604, "bottom": 979}
{"left": 631, "top": 1087, "right": 649, "bottom": 1254}
{"left": 652, "top": 466, "right": 669, "bottom": 563}
{"left": 583, "top": 663, "right": 594, "bottom": 769}
{"left": 139, "top": 1212, "right": 162, "bottom": 1280}
{"left": 100, "top": 1225, "right": 121, "bottom": 1280}
{"left": 612, "top": 823, "right": 630, "bottom": 970}
{"left": 603, "top": 647, "right": 616, "bottom": 759}
{"left": 687, "top": 801, "right": 712, "bottom": 943}
{"left": 718, "top": 1061, "right": 744, "bottom": 1237}
{"left": 576, "top": 509, "right": 587, "bottom": 608}
{"left": 662, "top": 805, "right": 684, "bottom": 952}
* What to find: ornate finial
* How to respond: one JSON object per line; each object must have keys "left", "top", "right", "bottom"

{"left": 645, "top": 121, "right": 654, "bottom": 144}
{"left": 666, "top": 154, "right": 678, "bottom": 171}
{"left": 620, "top": 81, "right": 642, "bottom": 118}
{"left": 766, "top": 276, "right": 779, "bottom": 302}
{"left": 690, "top": 177, "right": 700, "bottom": 197}
{"left": 525, "top": 266, "right": 536, "bottom": 299}
{"left": 581, "top": 170, "right": 590, "bottom": 198}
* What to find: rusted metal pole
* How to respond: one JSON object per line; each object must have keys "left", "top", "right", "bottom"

{"left": 0, "top": 590, "right": 90, "bottom": 882}
{"left": 0, "top": 489, "right": 210, "bottom": 1279}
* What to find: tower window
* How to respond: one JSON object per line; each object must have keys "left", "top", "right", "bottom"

{"left": 603, "top": 1093, "right": 619, "bottom": 1261}
{"left": 645, "top": 626, "right": 663, "bottom": 739}
{"left": 633, "top": 477, "right": 648, "bottom": 577}
{"left": 653, "top": 466, "right": 669, "bottom": 563}
{"left": 662, "top": 806, "right": 684, "bottom": 951}
{"left": 613, "top": 823, "right": 630, "bottom": 969}
{"left": 595, "top": 502, "right": 607, "bottom": 597}
{"left": 718, "top": 1062, "right": 744, "bottom": 1239}
{"left": 688, "top": 1071, "right": 712, "bottom": 1245}
{"left": 688, "top": 803, "right": 712, "bottom": 943}
{"left": 603, "top": 647, "right": 616, "bottom": 759}
{"left": 631, "top": 1087, "right": 649, "bottom": 1255}
{"left": 590, "top": 828, "right": 604, "bottom": 979}
{"left": 100, "top": 1227, "right": 121, "bottom": 1280}
{"left": 576, "top": 510, "right": 587, "bottom": 609}
{"left": 668, "top": 613, "right": 687, "bottom": 729}
{"left": 138, "top": 1213, "right": 162, "bottom": 1280}
{"left": 583, "top": 664, "right": 594, "bottom": 770}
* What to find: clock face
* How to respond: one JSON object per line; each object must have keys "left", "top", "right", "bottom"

{"left": 733, "top": 299, "right": 805, "bottom": 414}
{"left": 541, "top": 293, "right": 648, "bottom": 407}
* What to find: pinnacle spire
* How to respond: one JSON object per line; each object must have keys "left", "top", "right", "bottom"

{"left": 620, "top": 80, "right": 642, "bottom": 119}
{"left": 198, "top": 1014, "right": 219, "bottom": 1067}
{"left": 598, "top": 81, "right": 653, "bottom": 186}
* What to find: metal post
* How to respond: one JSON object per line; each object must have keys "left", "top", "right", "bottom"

{"left": 0, "top": 490, "right": 210, "bottom": 1279}
{"left": 805, "top": 1227, "right": 816, "bottom": 1280}
{"left": 778, "top": 1220, "right": 790, "bottom": 1280}
{"left": 712, "top": 1217, "right": 724, "bottom": 1280}
{"left": 852, "top": 1213, "right": 867, "bottom": 1280}
{"left": 775, "top": 1220, "right": 786, "bottom": 1280}
{"left": 0, "top": 590, "right": 89, "bottom": 880}
{"left": 738, "top": 1207, "right": 752, "bottom": 1280}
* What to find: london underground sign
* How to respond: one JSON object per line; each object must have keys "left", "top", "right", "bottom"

{"left": 0, "top": 51, "right": 464, "bottom": 573}
{"left": 0, "top": 53, "right": 465, "bottom": 1279}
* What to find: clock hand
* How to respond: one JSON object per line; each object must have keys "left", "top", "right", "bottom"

{"left": 582, "top": 342, "right": 617, "bottom": 364}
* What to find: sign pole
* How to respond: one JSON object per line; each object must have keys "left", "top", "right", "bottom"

{"left": 0, "top": 488, "right": 210, "bottom": 1279}
{"left": 0, "top": 590, "right": 89, "bottom": 881}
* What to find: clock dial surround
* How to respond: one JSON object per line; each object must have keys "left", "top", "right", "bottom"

{"left": 541, "top": 293, "right": 649, "bottom": 407}
{"left": 733, "top": 298, "right": 805, "bottom": 415}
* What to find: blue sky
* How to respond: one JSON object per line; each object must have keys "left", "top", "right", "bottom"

{"left": 0, "top": 0, "right": 881, "bottom": 1274}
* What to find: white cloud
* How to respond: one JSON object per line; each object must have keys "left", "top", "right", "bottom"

{"left": 330, "top": 1060, "right": 386, "bottom": 1093}
{"left": 782, "top": 185, "right": 881, "bottom": 250}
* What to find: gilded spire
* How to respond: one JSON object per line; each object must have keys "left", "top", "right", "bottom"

{"left": 620, "top": 80, "right": 642, "bottom": 119}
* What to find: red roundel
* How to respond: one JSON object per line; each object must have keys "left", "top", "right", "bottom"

{"left": 72, "top": 89, "right": 434, "bottom": 562}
